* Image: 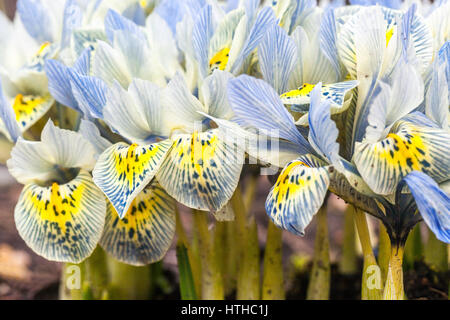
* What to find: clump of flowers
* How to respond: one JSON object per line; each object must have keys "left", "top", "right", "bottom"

{"left": 0, "top": 0, "right": 448, "bottom": 300}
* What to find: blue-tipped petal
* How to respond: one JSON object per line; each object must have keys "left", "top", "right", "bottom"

{"left": 404, "top": 171, "right": 450, "bottom": 243}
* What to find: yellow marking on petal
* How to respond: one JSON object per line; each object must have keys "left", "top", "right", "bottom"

{"left": 275, "top": 160, "right": 310, "bottom": 205}
{"left": 113, "top": 143, "right": 162, "bottom": 189}
{"left": 27, "top": 182, "right": 86, "bottom": 234}
{"left": 37, "top": 42, "right": 51, "bottom": 56}
{"left": 386, "top": 26, "right": 394, "bottom": 47}
{"left": 378, "top": 132, "right": 428, "bottom": 171}
{"left": 190, "top": 130, "right": 218, "bottom": 176}
{"left": 12, "top": 94, "right": 46, "bottom": 121}
{"left": 280, "top": 83, "right": 315, "bottom": 99}
{"left": 139, "top": 0, "right": 147, "bottom": 7}
{"left": 209, "top": 47, "right": 230, "bottom": 71}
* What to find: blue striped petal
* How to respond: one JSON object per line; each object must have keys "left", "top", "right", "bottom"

{"left": 308, "top": 84, "right": 343, "bottom": 170}
{"left": 104, "top": 9, "right": 146, "bottom": 43}
{"left": 100, "top": 183, "right": 176, "bottom": 265}
{"left": 227, "top": 75, "right": 313, "bottom": 154}
{"left": 230, "top": 7, "right": 277, "bottom": 74}
{"left": 17, "top": 0, "right": 54, "bottom": 43}
{"left": 320, "top": 9, "right": 342, "bottom": 80}
{"left": 45, "top": 60, "right": 79, "bottom": 111}
{"left": 404, "top": 171, "right": 450, "bottom": 243}
{"left": 193, "top": 5, "right": 214, "bottom": 79}
{"left": 156, "top": 129, "right": 244, "bottom": 212}
{"left": 265, "top": 154, "right": 330, "bottom": 236}
{"left": 14, "top": 170, "right": 106, "bottom": 263}
{"left": 60, "top": 0, "right": 83, "bottom": 49}
{"left": 69, "top": 71, "right": 108, "bottom": 119}
{"left": 258, "top": 24, "right": 297, "bottom": 94}
{"left": 92, "top": 140, "right": 173, "bottom": 219}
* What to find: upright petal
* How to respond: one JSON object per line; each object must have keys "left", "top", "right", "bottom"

{"left": 258, "top": 24, "right": 297, "bottom": 94}
{"left": 308, "top": 84, "right": 343, "bottom": 170}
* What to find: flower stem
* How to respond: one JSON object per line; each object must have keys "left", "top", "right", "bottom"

{"left": 84, "top": 247, "right": 109, "bottom": 299}
{"left": 383, "top": 246, "right": 405, "bottom": 300}
{"left": 262, "top": 220, "right": 284, "bottom": 300}
{"left": 354, "top": 207, "right": 383, "bottom": 300}
{"left": 193, "top": 210, "right": 224, "bottom": 300}
{"left": 339, "top": 205, "right": 358, "bottom": 275}
{"left": 378, "top": 221, "right": 390, "bottom": 283}
{"left": 306, "top": 206, "right": 330, "bottom": 300}
{"left": 425, "top": 229, "right": 448, "bottom": 272}
{"left": 107, "top": 258, "right": 152, "bottom": 300}
{"left": 231, "top": 183, "right": 260, "bottom": 300}
{"left": 404, "top": 224, "right": 423, "bottom": 270}
{"left": 176, "top": 206, "right": 201, "bottom": 298}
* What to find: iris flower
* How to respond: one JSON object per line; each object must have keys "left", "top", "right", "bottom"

{"left": 6, "top": 120, "right": 105, "bottom": 263}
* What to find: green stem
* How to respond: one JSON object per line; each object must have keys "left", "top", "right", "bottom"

{"left": 107, "top": 258, "right": 152, "bottom": 300}
{"left": 176, "top": 243, "right": 198, "bottom": 300}
{"left": 383, "top": 246, "right": 405, "bottom": 300}
{"left": 213, "top": 221, "right": 228, "bottom": 294}
{"left": 354, "top": 207, "right": 383, "bottom": 300}
{"left": 262, "top": 220, "right": 284, "bottom": 300}
{"left": 339, "top": 205, "right": 358, "bottom": 275}
{"left": 231, "top": 184, "right": 260, "bottom": 300}
{"left": 378, "top": 222, "right": 391, "bottom": 283}
{"left": 193, "top": 210, "right": 224, "bottom": 300}
{"left": 176, "top": 207, "right": 201, "bottom": 298}
{"left": 224, "top": 221, "right": 238, "bottom": 295}
{"left": 307, "top": 206, "right": 330, "bottom": 300}
{"left": 84, "top": 247, "right": 109, "bottom": 299}
{"left": 425, "top": 229, "right": 448, "bottom": 272}
{"left": 404, "top": 224, "right": 423, "bottom": 270}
